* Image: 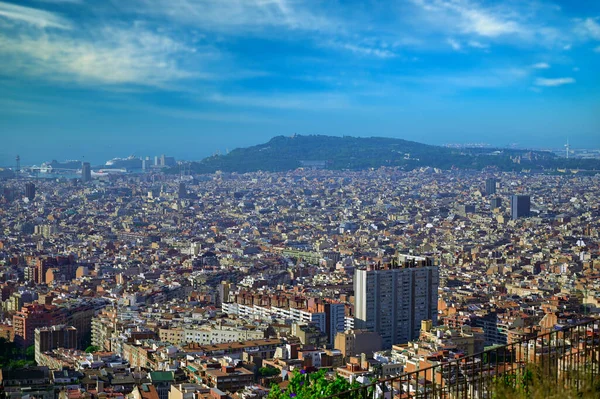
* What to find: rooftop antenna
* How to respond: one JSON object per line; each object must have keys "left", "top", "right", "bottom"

{"left": 565, "top": 139, "right": 570, "bottom": 159}
{"left": 15, "top": 155, "right": 20, "bottom": 173}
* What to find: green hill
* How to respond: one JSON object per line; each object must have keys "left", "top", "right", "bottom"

{"left": 170, "top": 135, "right": 600, "bottom": 174}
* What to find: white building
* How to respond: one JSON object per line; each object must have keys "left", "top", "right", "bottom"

{"left": 221, "top": 303, "right": 345, "bottom": 344}
{"left": 354, "top": 254, "right": 439, "bottom": 348}
{"left": 182, "top": 326, "right": 264, "bottom": 345}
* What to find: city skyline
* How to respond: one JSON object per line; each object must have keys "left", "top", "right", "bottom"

{"left": 3, "top": 136, "right": 599, "bottom": 169}
{"left": 1, "top": 0, "right": 600, "bottom": 165}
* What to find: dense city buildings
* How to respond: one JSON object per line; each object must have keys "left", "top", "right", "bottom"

{"left": 0, "top": 166, "right": 599, "bottom": 398}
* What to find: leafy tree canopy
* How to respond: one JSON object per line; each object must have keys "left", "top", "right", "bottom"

{"left": 267, "top": 369, "right": 362, "bottom": 399}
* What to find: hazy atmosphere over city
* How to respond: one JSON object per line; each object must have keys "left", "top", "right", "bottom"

{"left": 1, "top": 0, "right": 600, "bottom": 165}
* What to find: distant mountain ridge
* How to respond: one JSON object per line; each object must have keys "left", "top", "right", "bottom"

{"left": 172, "top": 135, "right": 600, "bottom": 174}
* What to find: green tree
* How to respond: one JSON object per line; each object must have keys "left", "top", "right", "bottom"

{"left": 267, "top": 369, "right": 362, "bottom": 399}
{"left": 25, "top": 345, "right": 35, "bottom": 360}
{"left": 259, "top": 366, "right": 281, "bottom": 377}
{"left": 85, "top": 345, "right": 100, "bottom": 353}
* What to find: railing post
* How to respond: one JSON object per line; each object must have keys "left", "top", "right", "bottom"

{"left": 563, "top": 326, "right": 567, "bottom": 388}
{"left": 438, "top": 363, "right": 442, "bottom": 399}
{"left": 593, "top": 321, "right": 597, "bottom": 387}
{"left": 431, "top": 364, "right": 436, "bottom": 399}
{"left": 576, "top": 323, "right": 581, "bottom": 392}
{"left": 567, "top": 324, "right": 572, "bottom": 389}
{"left": 417, "top": 369, "right": 421, "bottom": 399}
{"left": 553, "top": 329, "right": 558, "bottom": 387}
{"left": 584, "top": 321, "right": 589, "bottom": 392}
{"left": 479, "top": 351, "right": 483, "bottom": 399}
{"left": 543, "top": 333, "right": 547, "bottom": 381}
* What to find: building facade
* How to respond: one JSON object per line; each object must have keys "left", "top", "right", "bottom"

{"left": 34, "top": 325, "right": 77, "bottom": 364}
{"left": 511, "top": 195, "right": 531, "bottom": 220}
{"left": 82, "top": 162, "right": 92, "bottom": 182}
{"left": 485, "top": 178, "right": 497, "bottom": 195}
{"left": 354, "top": 254, "right": 439, "bottom": 348}
{"left": 13, "top": 304, "right": 66, "bottom": 347}
{"left": 25, "top": 182, "right": 36, "bottom": 201}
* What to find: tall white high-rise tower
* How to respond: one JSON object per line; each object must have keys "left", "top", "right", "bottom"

{"left": 354, "top": 254, "right": 439, "bottom": 348}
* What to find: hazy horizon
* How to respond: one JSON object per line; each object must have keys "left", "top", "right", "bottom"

{"left": 2, "top": 133, "right": 596, "bottom": 168}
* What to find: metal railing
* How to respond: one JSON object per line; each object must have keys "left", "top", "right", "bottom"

{"left": 325, "top": 318, "right": 599, "bottom": 399}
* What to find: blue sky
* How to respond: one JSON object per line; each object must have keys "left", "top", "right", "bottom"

{"left": 1, "top": 0, "right": 599, "bottom": 165}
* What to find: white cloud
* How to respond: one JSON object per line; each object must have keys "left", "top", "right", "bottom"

{"left": 123, "top": 0, "right": 339, "bottom": 34}
{"left": 334, "top": 42, "right": 396, "bottom": 58}
{"left": 535, "top": 77, "right": 575, "bottom": 87}
{"left": 447, "top": 38, "right": 461, "bottom": 50}
{"left": 576, "top": 18, "right": 600, "bottom": 40}
{"left": 563, "top": 44, "right": 571, "bottom": 50}
{"left": 532, "top": 62, "right": 550, "bottom": 69}
{"left": 407, "top": 0, "right": 582, "bottom": 49}
{"left": 0, "top": 25, "right": 205, "bottom": 86}
{"left": 0, "top": 1, "right": 71, "bottom": 29}
{"left": 467, "top": 40, "right": 488, "bottom": 49}
{"left": 458, "top": 8, "right": 521, "bottom": 37}
{"left": 594, "top": 46, "right": 600, "bottom": 53}
{"left": 410, "top": 0, "right": 523, "bottom": 38}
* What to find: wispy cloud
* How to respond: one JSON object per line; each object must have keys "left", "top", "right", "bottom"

{"left": 0, "top": 25, "right": 206, "bottom": 86}
{"left": 0, "top": 1, "right": 71, "bottom": 29}
{"left": 575, "top": 17, "right": 600, "bottom": 40}
{"left": 121, "top": 0, "right": 340, "bottom": 34}
{"left": 532, "top": 62, "right": 550, "bottom": 69}
{"left": 467, "top": 40, "right": 488, "bottom": 49}
{"left": 410, "top": 0, "right": 523, "bottom": 38}
{"left": 447, "top": 38, "right": 461, "bottom": 51}
{"left": 406, "top": 0, "right": 584, "bottom": 50}
{"left": 332, "top": 41, "right": 396, "bottom": 58}
{"left": 594, "top": 45, "right": 600, "bottom": 53}
{"left": 535, "top": 77, "right": 575, "bottom": 87}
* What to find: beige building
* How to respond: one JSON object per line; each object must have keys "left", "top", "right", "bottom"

{"left": 334, "top": 329, "right": 382, "bottom": 360}
{"left": 159, "top": 328, "right": 184, "bottom": 345}
{"left": 34, "top": 325, "right": 77, "bottom": 364}
{"left": 205, "top": 366, "right": 253, "bottom": 393}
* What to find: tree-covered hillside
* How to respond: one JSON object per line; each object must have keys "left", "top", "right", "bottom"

{"left": 169, "top": 135, "right": 600, "bottom": 174}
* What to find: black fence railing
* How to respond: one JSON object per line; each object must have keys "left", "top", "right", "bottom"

{"left": 325, "top": 318, "right": 599, "bottom": 399}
